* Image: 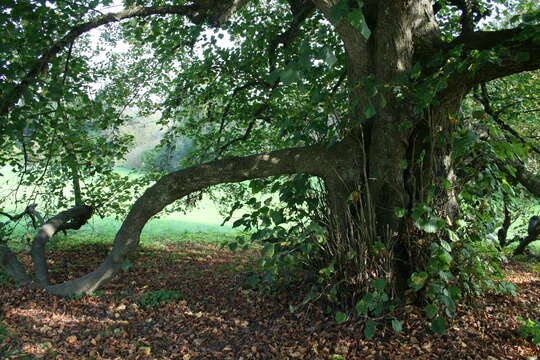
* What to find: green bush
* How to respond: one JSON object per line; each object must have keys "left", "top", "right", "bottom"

{"left": 0, "top": 272, "right": 11, "bottom": 285}
{"left": 139, "top": 289, "right": 185, "bottom": 307}
{"left": 517, "top": 317, "right": 540, "bottom": 346}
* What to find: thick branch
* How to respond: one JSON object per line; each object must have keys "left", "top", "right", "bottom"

{"left": 512, "top": 162, "right": 540, "bottom": 198}
{"left": 513, "top": 216, "right": 540, "bottom": 256}
{"left": 268, "top": 0, "right": 315, "bottom": 72}
{"left": 31, "top": 205, "right": 93, "bottom": 287}
{"left": 0, "top": 204, "right": 44, "bottom": 229}
{"left": 445, "top": 25, "right": 540, "bottom": 90}
{"left": 497, "top": 198, "right": 512, "bottom": 248}
{"left": 311, "top": 0, "right": 371, "bottom": 82}
{"left": 0, "top": 1, "right": 250, "bottom": 117}
{"left": 44, "top": 138, "right": 358, "bottom": 295}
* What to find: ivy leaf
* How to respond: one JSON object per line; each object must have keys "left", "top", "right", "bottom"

{"left": 335, "top": 311, "right": 348, "bottom": 324}
{"left": 228, "top": 242, "right": 238, "bottom": 252}
{"left": 348, "top": 9, "right": 371, "bottom": 39}
{"left": 356, "top": 299, "right": 368, "bottom": 315}
{"left": 431, "top": 317, "right": 446, "bottom": 334}
{"left": 262, "top": 243, "right": 275, "bottom": 257}
{"left": 363, "top": 103, "right": 376, "bottom": 119}
{"left": 364, "top": 319, "right": 376, "bottom": 339}
{"left": 372, "top": 278, "right": 386, "bottom": 290}
{"left": 409, "top": 271, "right": 428, "bottom": 291}
{"left": 424, "top": 304, "right": 438, "bottom": 319}
{"left": 391, "top": 319, "right": 402, "bottom": 333}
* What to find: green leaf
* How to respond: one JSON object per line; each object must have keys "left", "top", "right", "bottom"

{"left": 324, "top": 48, "right": 338, "bottom": 67}
{"left": 228, "top": 242, "right": 238, "bottom": 252}
{"left": 431, "top": 317, "right": 446, "bottom": 334}
{"left": 347, "top": 9, "right": 371, "bottom": 39}
{"left": 245, "top": 274, "right": 260, "bottom": 287}
{"left": 363, "top": 103, "right": 376, "bottom": 119}
{"left": 439, "top": 239, "right": 451, "bottom": 252}
{"left": 329, "top": 0, "right": 349, "bottom": 24}
{"left": 399, "top": 159, "right": 408, "bottom": 169}
{"left": 364, "top": 319, "right": 376, "bottom": 339}
{"left": 391, "top": 319, "right": 402, "bottom": 333}
{"left": 280, "top": 68, "right": 300, "bottom": 85}
{"left": 419, "top": 218, "right": 442, "bottom": 233}
{"left": 249, "top": 180, "right": 265, "bottom": 193}
{"left": 262, "top": 243, "right": 275, "bottom": 257}
{"left": 372, "top": 278, "right": 386, "bottom": 290}
{"left": 355, "top": 299, "right": 368, "bottom": 315}
{"left": 424, "top": 304, "right": 438, "bottom": 319}
{"left": 514, "top": 52, "right": 530, "bottom": 62}
{"left": 335, "top": 311, "right": 348, "bottom": 324}
{"left": 409, "top": 271, "right": 428, "bottom": 291}
{"left": 121, "top": 259, "right": 131, "bottom": 271}
{"left": 232, "top": 218, "right": 245, "bottom": 228}
{"left": 394, "top": 208, "right": 406, "bottom": 218}
{"left": 269, "top": 209, "right": 285, "bottom": 225}
{"left": 373, "top": 241, "right": 385, "bottom": 253}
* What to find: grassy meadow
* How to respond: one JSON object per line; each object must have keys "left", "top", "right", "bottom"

{"left": 0, "top": 166, "right": 243, "bottom": 249}
{"left": 1, "top": 165, "right": 539, "bottom": 253}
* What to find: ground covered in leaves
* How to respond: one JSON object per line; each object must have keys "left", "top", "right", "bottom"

{"left": 1, "top": 241, "right": 539, "bottom": 359}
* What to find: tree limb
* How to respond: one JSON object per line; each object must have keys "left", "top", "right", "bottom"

{"left": 0, "top": 204, "right": 44, "bottom": 228}
{"left": 444, "top": 25, "right": 540, "bottom": 89}
{"left": 512, "top": 162, "right": 540, "bottom": 198}
{"left": 433, "top": 0, "right": 489, "bottom": 35}
{"left": 268, "top": 0, "right": 315, "bottom": 72}
{"left": 43, "top": 137, "right": 359, "bottom": 295}
{"left": 513, "top": 216, "right": 540, "bottom": 256}
{"left": 31, "top": 205, "right": 93, "bottom": 287}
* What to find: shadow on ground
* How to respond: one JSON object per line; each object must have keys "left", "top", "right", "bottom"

{"left": 1, "top": 242, "right": 539, "bottom": 359}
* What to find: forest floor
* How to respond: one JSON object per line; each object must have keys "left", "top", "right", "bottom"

{"left": 0, "top": 241, "right": 539, "bottom": 359}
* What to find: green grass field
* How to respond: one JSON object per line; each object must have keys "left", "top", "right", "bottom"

{"left": 1, "top": 166, "right": 242, "bottom": 248}
{"left": 1, "top": 166, "right": 539, "bottom": 253}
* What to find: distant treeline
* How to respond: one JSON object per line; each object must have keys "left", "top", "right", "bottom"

{"left": 118, "top": 116, "right": 192, "bottom": 172}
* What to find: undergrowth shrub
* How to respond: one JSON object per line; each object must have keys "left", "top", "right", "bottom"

{"left": 226, "top": 175, "right": 516, "bottom": 336}
{"left": 139, "top": 289, "right": 185, "bottom": 307}
{"left": 0, "top": 270, "right": 13, "bottom": 285}
{"left": 517, "top": 317, "right": 540, "bottom": 346}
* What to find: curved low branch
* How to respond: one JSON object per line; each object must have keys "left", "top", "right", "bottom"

{"left": 513, "top": 216, "right": 540, "bottom": 256}
{"left": 44, "top": 139, "right": 358, "bottom": 295}
{"left": 31, "top": 205, "right": 93, "bottom": 287}
{"left": 0, "top": 0, "right": 250, "bottom": 117}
